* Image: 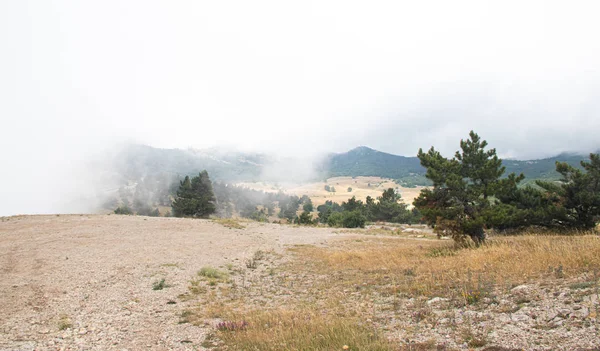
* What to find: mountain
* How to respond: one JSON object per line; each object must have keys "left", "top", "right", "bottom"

{"left": 321, "top": 146, "right": 428, "bottom": 186}
{"left": 111, "top": 144, "right": 593, "bottom": 188}
{"left": 502, "top": 153, "right": 589, "bottom": 185}
{"left": 112, "top": 144, "right": 266, "bottom": 183}
{"left": 324, "top": 147, "right": 591, "bottom": 186}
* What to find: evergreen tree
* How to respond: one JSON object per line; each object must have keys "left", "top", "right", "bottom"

{"left": 278, "top": 195, "right": 300, "bottom": 221}
{"left": 414, "top": 131, "right": 512, "bottom": 245}
{"left": 537, "top": 153, "right": 600, "bottom": 229}
{"left": 302, "top": 196, "right": 314, "bottom": 212}
{"left": 171, "top": 171, "right": 216, "bottom": 218}
{"left": 296, "top": 211, "right": 314, "bottom": 225}
{"left": 342, "top": 196, "right": 364, "bottom": 212}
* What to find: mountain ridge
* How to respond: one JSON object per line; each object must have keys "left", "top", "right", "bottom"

{"left": 112, "top": 144, "right": 593, "bottom": 187}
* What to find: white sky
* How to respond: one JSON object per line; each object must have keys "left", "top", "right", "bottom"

{"left": 1, "top": 0, "right": 600, "bottom": 214}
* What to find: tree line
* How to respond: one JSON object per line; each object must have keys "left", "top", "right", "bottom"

{"left": 314, "top": 189, "right": 422, "bottom": 228}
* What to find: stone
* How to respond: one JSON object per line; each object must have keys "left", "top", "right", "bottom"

{"left": 427, "top": 297, "right": 449, "bottom": 305}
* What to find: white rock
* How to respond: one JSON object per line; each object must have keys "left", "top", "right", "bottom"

{"left": 511, "top": 285, "right": 530, "bottom": 293}
{"left": 427, "top": 297, "right": 449, "bottom": 305}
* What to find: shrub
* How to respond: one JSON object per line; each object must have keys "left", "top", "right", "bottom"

{"left": 327, "top": 212, "right": 344, "bottom": 227}
{"left": 114, "top": 205, "right": 133, "bottom": 215}
{"left": 198, "top": 266, "right": 227, "bottom": 279}
{"left": 327, "top": 211, "right": 366, "bottom": 228}
{"left": 342, "top": 210, "right": 366, "bottom": 228}
{"left": 152, "top": 278, "right": 167, "bottom": 290}
{"left": 295, "top": 211, "right": 314, "bottom": 225}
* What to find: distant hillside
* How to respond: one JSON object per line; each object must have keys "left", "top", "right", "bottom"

{"left": 112, "top": 144, "right": 266, "bottom": 183}
{"left": 503, "top": 153, "right": 588, "bottom": 185}
{"left": 112, "top": 144, "right": 593, "bottom": 188}
{"left": 323, "top": 147, "right": 591, "bottom": 187}
{"left": 320, "top": 147, "right": 428, "bottom": 187}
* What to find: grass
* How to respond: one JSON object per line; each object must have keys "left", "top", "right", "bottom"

{"left": 152, "top": 278, "right": 168, "bottom": 290}
{"left": 215, "top": 309, "right": 395, "bottom": 351}
{"left": 246, "top": 249, "right": 267, "bottom": 269}
{"left": 214, "top": 218, "right": 246, "bottom": 229}
{"left": 293, "top": 234, "right": 600, "bottom": 298}
{"left": 569, "top": 281, "right": 596, "bottom": 290}
{"left": 179, "top": 232, "right": 600, "bottom": 350}
{"left": 160, "top": 262, "right": 181, "bottom": 268}
{"left": 57, "top": 314, "right": 72, "bottom": 330}
{"left": 198, "top": 266, "right": 228, "bottom": 280}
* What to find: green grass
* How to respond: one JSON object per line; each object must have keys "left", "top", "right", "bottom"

{"left": 198, "top": 266, "right": 228, "bottom": 280}
{"left": 152, "top": 278, "right": 168, "bottom": 290}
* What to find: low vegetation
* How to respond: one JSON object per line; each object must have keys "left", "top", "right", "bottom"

{"left": 152, "top": 278, "right": 168, "bottom": 290}
{"left": 177, "top": 233, "right": 599, "bottom": 350}
{"left": 296, "top": 234, "right": 600, "bottom": 298}
{"left": 57, "top": 314, "right": 73, "bottom": 331}
{"left": 198, "top": 266, "right": 228, "bottom": 280}
{"left": 216, "top": 309, "right": 395, "bottom": 351}
{"left": 213, "top": 218, "right": 246, "bottom": 229}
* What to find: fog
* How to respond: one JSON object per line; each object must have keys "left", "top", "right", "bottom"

{"left": 1, "top": 1, "right": 600, "bottom": 215}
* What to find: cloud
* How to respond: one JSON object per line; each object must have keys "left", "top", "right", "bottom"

{"left": 1, "top": 0, "right": 599, "bottom": 214}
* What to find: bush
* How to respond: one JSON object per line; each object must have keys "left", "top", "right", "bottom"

{"left": 327, "top": 212, "right": 344, "bottom": 227}
{"left": 114, "top": 205, "right": 133, "bottom": 215}
{"left": 342, "top": 210, "right": 366, "bottom": 228}
{"left": 198, "top": 266, "right": 227, "bottom": 280}
{"left": 327, "top": 211, "right": 366, "bottom": 228}
{"left": 295, "top": 211, "right": 314, "bottom": 225}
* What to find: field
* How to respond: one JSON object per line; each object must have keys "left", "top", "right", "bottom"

{"left": 1, "top": 215, "right": 599, "bottom": 350}
{"left": 236, "top": 176, "right": 425, "bottom": 207}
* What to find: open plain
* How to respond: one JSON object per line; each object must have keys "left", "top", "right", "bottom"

{"left": 1, "top": 215, "right": 599, "bottom": 351}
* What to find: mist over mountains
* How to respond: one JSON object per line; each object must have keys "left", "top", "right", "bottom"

{"left": 112, "top": 143, "right": 591, "bottom": 187}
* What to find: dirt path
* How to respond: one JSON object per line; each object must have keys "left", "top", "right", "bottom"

{"left": 0, "top": 215, "right": 344, "bottom": 351}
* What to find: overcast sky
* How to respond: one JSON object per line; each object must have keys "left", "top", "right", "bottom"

{"left": 1, "top": 1, "right": 600, "bottom": 214}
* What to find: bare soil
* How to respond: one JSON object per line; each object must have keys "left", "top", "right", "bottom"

{"left": 1, "top": 215, "right": 598, "bottom": 351}
{"left": 0, "top": 215, "right": 346, "bottom": 351}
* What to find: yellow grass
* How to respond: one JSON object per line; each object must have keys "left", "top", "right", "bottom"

{"left": 183, "top": 232, "right": 600, "bottom": 350}
{"left": 296, "top": 234, "right": 600, "bottom": 297}
{"left": 213, "top": 218, "right": 246, "bottom": 229}
{"left": 216, "top": 309, "right": 395, "bottom": 351}
{"left": 236, "top": 176, "right": 425, "bottom": 208}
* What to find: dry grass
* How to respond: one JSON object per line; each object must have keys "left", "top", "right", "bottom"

{"left": 294, "top": 234, "right": 600, "bottom": 298}
{"left": 182, "top": 232, "right": 600, "bottom": 349}
{"left": 215, "top": 308, "right": 395, "bottom": 351}
{"left": 57, "top": 314, "right": 72, "bottom": 331}
{"left": 236, "top": 176, "right": 424, "bottom": 208}
{"left": 213, "top": 218, "right": 246, "bottom": 229}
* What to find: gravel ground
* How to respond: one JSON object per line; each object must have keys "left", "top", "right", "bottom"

{"left": 2, "top": 215, "right": 599, "bottom": 351}
{"left": 0, "top": 215, "right": 342, "bottom": 351}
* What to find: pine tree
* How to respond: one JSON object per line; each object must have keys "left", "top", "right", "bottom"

{"left": 171, "top": 171, "right": 216, "bottom": 218}
{"left": 414, "top": 131, "right": 512, "bottom": 245}
{"left": 537, "top": 153, "right": 600, "bottom": 229}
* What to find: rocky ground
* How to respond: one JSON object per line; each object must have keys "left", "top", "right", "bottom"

{"left": 1, "top": 215, "right": 599, "bottom": 351}
{"left": 0, "top": 215, "right": 344, "bottom": 351}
